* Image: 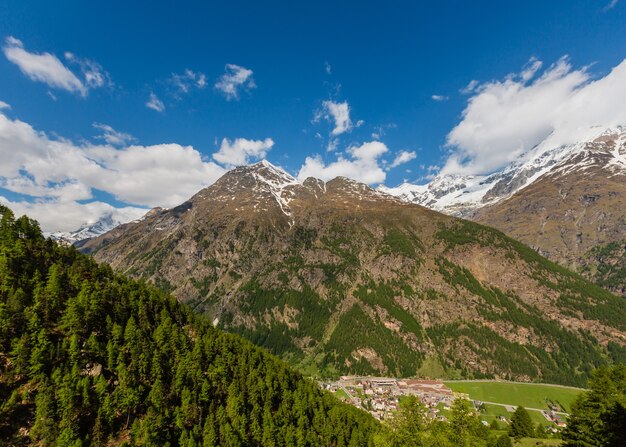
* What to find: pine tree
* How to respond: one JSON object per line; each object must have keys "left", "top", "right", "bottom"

{"left": 535, "top": 422, "right": 547, "bottom": 439}
{"left": 388, "top": 395, "right": 427, "bottom": 446}
{"left": 509, "top": 406, "right": 534, "bottom": 440}
{"left": 563, "top": 364, "right": 626, "bottom": 447}
{"left": 492, "top": 433, "right": 512, "bottom": 447}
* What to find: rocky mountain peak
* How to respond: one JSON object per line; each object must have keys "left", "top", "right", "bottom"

{"left": 187, "top": 160, "right": 302, "bottom": 221}
{"left": 327, "top": 176, "right": 403, "bottom": 204}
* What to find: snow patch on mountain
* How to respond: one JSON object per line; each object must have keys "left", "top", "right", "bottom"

{"left": 381, "top": 126, "right": 626, "bottom": 216}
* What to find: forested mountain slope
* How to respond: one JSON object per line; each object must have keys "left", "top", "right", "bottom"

{"left": 82, "top": 162, "right": 626, "bottom": 386}
{"left": 0, "top": 205, "right": 378, "bottom": 446}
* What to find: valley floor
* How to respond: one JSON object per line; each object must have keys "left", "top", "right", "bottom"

{"left": 321, "top": 376, "right": 583, "bottom": 435}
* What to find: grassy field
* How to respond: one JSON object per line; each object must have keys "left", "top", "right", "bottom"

{"left": 481, "top": 403, "right": 548, "bottom": 426}
{"left": 334, "top": 388, "right": 350, "bottom": 401}
{"left": 444, "top": 381, "right": 584, "bottom": 412}
{"left": 514, "top": 438, "right": 561, "bottom": 446}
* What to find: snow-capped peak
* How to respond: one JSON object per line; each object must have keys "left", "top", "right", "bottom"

{"left": 50, "top": 215, "right": 127, "bottom": 245}
{"left": 49, "top": 208, "right": 156, "bottom": 245}
{"left": 381, "top": 126, "right": 626, "bottom": 216}
{"left": 248, "top": 160, "right": 300, "bottom": 190}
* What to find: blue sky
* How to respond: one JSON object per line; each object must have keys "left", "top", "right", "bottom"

{"left": 1, "top": 0, "right": 626, "bottom": 231}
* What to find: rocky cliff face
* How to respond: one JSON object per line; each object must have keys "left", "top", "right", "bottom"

{"left": 82, "top": 161, "right": 626, "bottom": 385}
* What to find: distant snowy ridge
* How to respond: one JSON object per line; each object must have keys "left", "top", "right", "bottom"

{"left": 380, "top": 126, "right": 626, "bottom": 216}
{"left": 50, "top": 208, "right": 160, "bottom": 244}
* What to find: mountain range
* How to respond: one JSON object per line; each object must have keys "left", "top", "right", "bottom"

{"left": 63, "top": 128, "right": 624, "bottom": 298}
{"left": 80, "top": 160, "right": 626, "bottom": 386}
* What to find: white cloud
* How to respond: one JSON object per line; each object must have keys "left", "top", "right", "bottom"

{"left": 93, "top": 123, "right": 135, "bottom": 146}
{"left": 0, "top": 111, "right": 226, "bottom": 232}
{"left": 146, "top": 92, "right": 165, "bottom": 112}
{"left": 443, "top": 56, "right": 626, "bottom": 175}
{"left": 170, "top": 69, "right": 207, "bottom": 93}
{"left": 520, "top": 57, "right": 542, "bottom": 82}
{"left": 197, "top": 73, "right": 207, "bottom": 88}
{"left": 297, "top": 141, "right": 389, "bottom": 184}
{"left": 389, "top": 150, "right": 417, "bottom": 168}
{"left": 431, "top": 95, "right": 448, "bottom": 101}
{"left": 65, "top": 52, "right": 112, "bottom": 89}
{"left": 326, "top": 138, "right": 339, "bottom": 152}
{"left": 3, "top": 36, "right": 86, "bottom": 96}
{"left": 371, "top": 123, "right": 397, "bottom": 140}
{"left": 212, "top": 137, "right": 274, "bottom": 167}
{"left": 318, "top": 100, "right": 353, "bottom": 136}
{"left": 3, "top": 37, "right": 111, "bottom": 97}
{"left": 604, "top": 0, "right": 619, "bottom": 11}
{"left": 460, "top": 79, "right": 479, "bottom": 94}
{"left": 215, "top": 64, "right": 255, "bottom": 100}
{"left": 0, "top": 197, "right": 146, "bottom": 234}
{"left": 325, "top": 61, "right": 332, "bottom": 74}
{"left": 0, "top": 101, "right": 10, "bottom": 110}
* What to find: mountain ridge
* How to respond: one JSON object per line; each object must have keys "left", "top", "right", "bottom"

{"left": 380, "top": 126, "right": 626, "bottom": 217}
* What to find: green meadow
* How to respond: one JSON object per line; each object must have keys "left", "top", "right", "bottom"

{"left": 444, "top": 381, "right": 584, "bottom": 412}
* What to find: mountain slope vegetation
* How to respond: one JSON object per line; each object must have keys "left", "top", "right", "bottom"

{"left": 82, "top": 162, "right": 626, "bottom": 386}
{"left": 0, "top": 205, "right": 378, "bottom": 446}
{"left": 579, "top": 240, "right": 626, "bottom": 296}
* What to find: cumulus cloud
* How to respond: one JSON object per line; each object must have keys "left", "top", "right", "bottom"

{"left": 389, "top": 150, "right": 417, "bottom": 168}
{"left": 0, "top": 197, "right": 146, "bottom": 235}
{"left": 604, "top": 0, "right": 619, "bottom": 11}
{"left": 93, "top": 123, "right": 135, "bottom": 146}
{"left": 443, "top": 56, "right": 626, "bottom": 175}
{"left": 215, "top": 64, "right": 255, "bottom": 100}
{"left": 0, "top": 101, "right": 10, "bottom": 110}
{"left": 431, "top": 95, "right": 448, "bottom": 101}
{"left": 3, "top": 37, "right": 111, "bottom": 97}
{"left": 325, "top": 61, "right": 332, "bottom": 74}
{"left": 212, "top": 137, "right": 274, "bottom": 167}
{"left": 146, "top": 92, "right": 165, "bottom": 112}
{"left": 0, "top": 111, "right": 226, "bottom": 232}
{"left": 317, "top": 100, "right": 353, "bottom": 136}
{"left": 297, "top": 141, "right": 389, "bottom": 184}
